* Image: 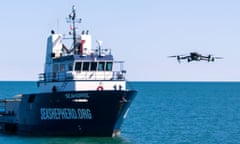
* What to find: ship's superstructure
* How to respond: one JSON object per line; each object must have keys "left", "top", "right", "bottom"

{"left": 0, "top": 6, "right": 137, "bottom": 137}
{"left": 39, "top": 6, "right": 126, "bottom": 93}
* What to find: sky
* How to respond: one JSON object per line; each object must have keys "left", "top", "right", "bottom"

{"left": 0, "top": 0, "right": 240, "bottom": 81}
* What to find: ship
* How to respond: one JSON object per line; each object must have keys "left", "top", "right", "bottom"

{"left": 0, "top": 6, "right": 137, "bottom": 137}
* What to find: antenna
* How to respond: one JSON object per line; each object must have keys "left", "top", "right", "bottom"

{"left": 66, "top": 5, "right": 81, "bottom": 54}
{"left": 96, "top": 40, "right": 103, "bottom": 56}
{"left": 96, "top": 40, "right": 103, "bottom": 47}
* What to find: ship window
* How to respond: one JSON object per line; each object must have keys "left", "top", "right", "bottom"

{"left": 83, "top": 62, "right": 90, "bottom": 71}
{"left": 106, "top": 62, "right": 113, "bottom": 71}
{"left": 98, "top": 62, "right": 105, "bottom": 71}
{"left": 53, "top": 64, "right": 58, "bottom": 72}
{"left": 60, "top": 64, "right": 65, "bottom": 72}
{"left": 75, "top": 62, "right": 82, "bottom": 71}
{"left": 90, "top": 62, "right": 97, "bottom": 71}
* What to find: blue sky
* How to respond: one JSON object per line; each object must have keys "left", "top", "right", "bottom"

{"left": 0, "top": 0, "right": 240, "bottom": 81}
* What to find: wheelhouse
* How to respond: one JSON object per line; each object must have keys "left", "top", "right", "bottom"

{"left": 39, "top": 57, "right": 126, "bottom": 82}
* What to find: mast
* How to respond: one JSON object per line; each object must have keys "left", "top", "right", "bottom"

{"left": 67, "top": 5, "right": 81, "bottom": 54}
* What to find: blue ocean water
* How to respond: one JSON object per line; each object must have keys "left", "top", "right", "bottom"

{"left": 0, "top": 82, "right": 240, "bottom": 144}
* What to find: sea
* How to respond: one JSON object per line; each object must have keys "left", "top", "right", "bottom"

{"left": 0, "top": 81, "right": 240, "bottom": 144}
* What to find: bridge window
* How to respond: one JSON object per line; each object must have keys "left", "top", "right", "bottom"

{"left": 74, "top": 61, "right": 112, "bottom": 71}
{"left": 90, "top": 62, "right": 97, "bottom": 71}
{"left": 83, "top": 62, "right": 90, "bottom": 71}
{"left": 98, "top": 62, "right": 105, "bottom": 71}
{"left": 106, "top": 62, "right": 112, "bottom": 71}
{"left": 75, "top": 62, "right": 82, "bottom": 71}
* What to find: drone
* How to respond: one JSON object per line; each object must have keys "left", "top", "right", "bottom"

{"left": 169, "top": 52, "right": 223, "bottom": 63}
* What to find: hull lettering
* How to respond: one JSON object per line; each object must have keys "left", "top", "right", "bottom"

{"left": 40, "top": 108, "right": 92, "bottom": 120}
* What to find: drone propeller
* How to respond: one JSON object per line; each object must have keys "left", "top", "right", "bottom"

{"left": 168, "top": 54, "right": 185, "bottom": 58}
{"left": 214, "top": 57, "right": 224, "bottom": 59}
{"left": 168, "top": 56, "right": 177, "bottom": 58}
{"left": 205, "top": 54, "right": 223, "bottom": 61}
{"left": 168, "top": 55, "right": 184, "bottom": 63}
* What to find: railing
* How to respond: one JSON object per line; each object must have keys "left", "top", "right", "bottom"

{"left": 38, "top": 71, "right": 126, "bottom": 82}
